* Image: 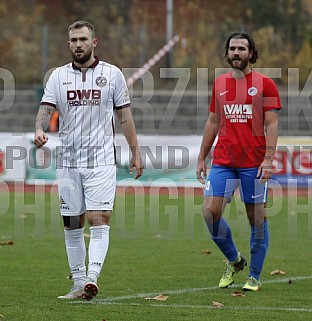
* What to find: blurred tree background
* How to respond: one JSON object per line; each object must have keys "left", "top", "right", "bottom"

{"left": 0, "top": 0, "right": 311, "bottom": 87}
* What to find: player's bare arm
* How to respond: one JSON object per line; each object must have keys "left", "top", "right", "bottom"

{"left": 258, "top": 110, "right": 279, "bottom": 183}
{"left": 196, "top": 112, "right": 219, "bottom": 184}
{"left": 116, "top": 106, "right": 144, "bottom": 179}
{"left": 34, "top": 104, "right": 56, "bottom": 148}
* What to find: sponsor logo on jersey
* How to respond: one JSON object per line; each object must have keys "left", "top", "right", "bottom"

{"left": 63, "top": 81, "right": 72, "bottom": 85}
{"left": 223, "top": 104, "right": 253, "bottom": 123}
{"left": 67, "top": 89, "right": 101, "bottom": 107}
{"left": 122, "top": 90, "right": 129, "bottom": 103}
{"left": 248, "top": 87, "right": 258, "bottom": 96}
{"left": 220, "top": 90, "right": 229, "bottom": 96}
{"left": 96, "top": 76, "right": 107, "bottom": 87}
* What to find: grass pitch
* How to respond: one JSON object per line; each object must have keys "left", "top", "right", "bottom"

{"left": 0, "top": 187, "right": 311, "bottom": 321}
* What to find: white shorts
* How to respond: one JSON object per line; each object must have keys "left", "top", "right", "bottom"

{"left": 56, "top": 165, "right": 116, "bottom": 216}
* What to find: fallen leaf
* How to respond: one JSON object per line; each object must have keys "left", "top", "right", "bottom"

{"left": 153, "top": 295, "right": 168, "bottom": 301}
{"left": 212, "top": 300, "right": 224, "bottom": 308}
{"left": 145, "top": 294, "right": 169, "bottom": 301}
{"left": 0, "top": 241, "right": 14, "bottom": 245}
{"left": 201, "top": 250, "right": 211, "bottom": 254}
{"left": 270, "top": 270, "right": 286, "bottom": 275}
{"left": 231, "top": 291, "right": 246, "bottom": 297}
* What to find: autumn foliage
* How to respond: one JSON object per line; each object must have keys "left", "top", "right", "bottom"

{"left": 0, "top": 0, "right": 311, "bottom": 86}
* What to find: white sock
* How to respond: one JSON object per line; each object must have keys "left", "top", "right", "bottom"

{"left": 64, "top": 228, "right": 86, "bottom": 286}
{"left": 87, "top": 225, "right": 110, "bottom": 282}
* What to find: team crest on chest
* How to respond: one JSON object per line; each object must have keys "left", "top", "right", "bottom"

{"left": 248, "top": 87, "right": 258, "bottom": 96}
{"left": 96, "top": 76, "right": 107, "bottom": 87}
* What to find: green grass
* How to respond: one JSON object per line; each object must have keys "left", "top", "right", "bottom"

{"left": 0, "top": 189, "right": 311, "bottom": 321}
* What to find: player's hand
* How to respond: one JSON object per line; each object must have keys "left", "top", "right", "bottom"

{"left": 258, "top": 159, "right": 273, "bottom": 184}
{"left": 196, "top": 159, "right": 207, "bottom": 184}
{"left": 34, "top": 130, "right": 48, "bottom": 148}
{"left": 129, "top": 154, "right": 144, "bottom": 179}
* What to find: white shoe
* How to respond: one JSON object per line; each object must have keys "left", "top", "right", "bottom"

{"left": 58, "top": 285, "right": 85, "bottom": 299}
{"left": 83, "top": 278, "right": 99, "bottom": 300}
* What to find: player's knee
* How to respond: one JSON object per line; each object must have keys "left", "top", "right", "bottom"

{"left": 202, "top": 199, "right": 222, "bottom": 223}
{"left": 87, "top": 210, "right": 111, "bottom": 226}
{"left": 63, "top": 215, "right": 83, "bottom": 230}
{"left": 202, "top": 205, "right": 213, "bottom": 223}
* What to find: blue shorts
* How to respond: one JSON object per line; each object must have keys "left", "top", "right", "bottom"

{"left": 204, "top": 165, "right": 268, "bottom": 204}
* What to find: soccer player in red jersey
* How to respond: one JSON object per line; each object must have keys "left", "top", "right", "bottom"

{"left": 34, "top": 21, "right": 144, "bottom": 300}
{"left": 196, "top": 32, "right": 281, "bottom": 291}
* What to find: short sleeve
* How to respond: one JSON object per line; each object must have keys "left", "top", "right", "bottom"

{"left": 41, "top": 69, "right": 58, "bottom": 107}
{"left": 209, "top": 82, "right": 217, "bottom": 113}
{"left": 113, "top": 68, "right": 130, "bottom": 108}
{"left": 263, "top": 78, "right": 282, "bottom": 111}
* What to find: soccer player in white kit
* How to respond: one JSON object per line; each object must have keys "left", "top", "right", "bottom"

{"left": 34, "top": 21, "right": 144, "bottom": 300}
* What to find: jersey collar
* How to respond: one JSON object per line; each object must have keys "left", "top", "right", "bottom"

{"left": 72, "top": 56, "right": 99, "bottom": 71}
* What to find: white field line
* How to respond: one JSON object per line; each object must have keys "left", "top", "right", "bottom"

{"left": 69, "top": 275, "right": 312, "bottom": 306}
{"left": 79, "top": 301, "right": 312, "bottom": 312}
{"left": 105, "top": 302, "right": 312, "bottom": 312}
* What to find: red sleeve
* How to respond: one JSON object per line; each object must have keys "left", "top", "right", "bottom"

{"left": 263, "top": 78, "right": 282, "bottom": 111}
{"left": 209, "top": 82, "right": 217, "bottom": 113}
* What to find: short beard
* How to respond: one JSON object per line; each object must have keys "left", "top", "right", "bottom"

{"left": 72, "top": 50, "right": 93, "bottom": 65}
{"left": 227, "top": 56, "right": 249, "bottom": 71}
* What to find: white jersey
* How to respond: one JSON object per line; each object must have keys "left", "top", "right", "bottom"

{"left": 41, "top": 57, "right": 130, "bottom": 168}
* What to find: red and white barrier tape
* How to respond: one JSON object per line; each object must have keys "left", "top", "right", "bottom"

{"left": 126, "top": 34, "right": 180, "bottom": 87}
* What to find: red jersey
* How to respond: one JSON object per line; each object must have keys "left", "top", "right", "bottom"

{"left": 210, "top": 70, "right": 281, "bottom": 168}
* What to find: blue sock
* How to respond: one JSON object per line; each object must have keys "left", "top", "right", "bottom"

{"left": 249, "top": 220, "right": 269, "bottom": 280}
{"left": 207, "top": 217, "right": 238, "bottom": 262}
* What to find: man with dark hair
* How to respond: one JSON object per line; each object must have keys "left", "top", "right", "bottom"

{"left": 34, "top": 21, "right": 144, "bottom": 300}
{"left": 224, "top": 31, "right": 259, "bottom": 64}
{"left": 196, "top": 31, "right": 281, "bottom": 291}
